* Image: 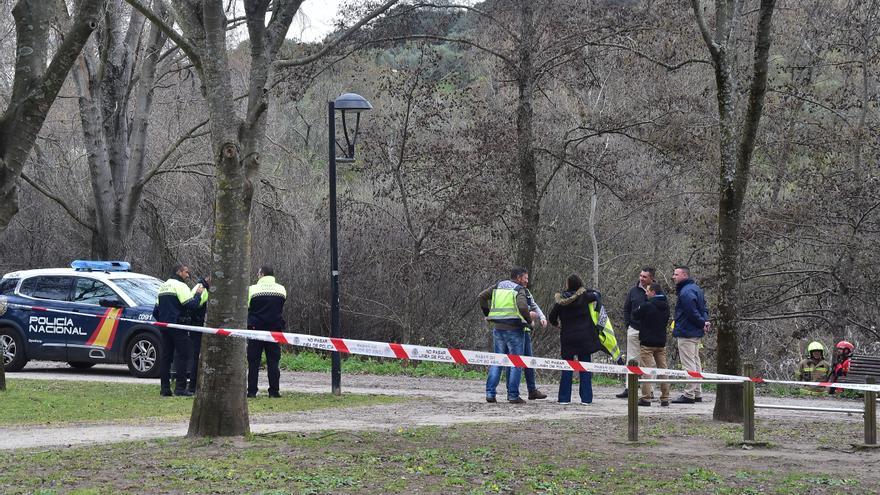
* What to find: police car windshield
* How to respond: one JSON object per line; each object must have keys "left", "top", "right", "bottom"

{"left": 112, "top": 277, "right": 161, "bottom": 306}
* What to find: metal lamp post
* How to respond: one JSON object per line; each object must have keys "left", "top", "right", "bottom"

{"left": 329, "top": 92, "right": 372, "bottom": 395}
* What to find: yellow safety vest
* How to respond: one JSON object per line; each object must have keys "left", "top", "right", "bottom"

{"left": 487, "top": 287, "right": 527, "bottom": 322}
{"left": 590, "top": 301, "right": 621, "bottom": 360}
{"left": 157, "top": 278, "right": 194, "bottom": 306}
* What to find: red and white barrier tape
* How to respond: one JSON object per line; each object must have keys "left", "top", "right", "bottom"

{"left": 7, "top": 302, "right": 879, "bottom": 393}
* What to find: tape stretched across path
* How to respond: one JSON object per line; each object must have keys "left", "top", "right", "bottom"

{"left": 8, "top": 302, "right": 880, "bottom": 393}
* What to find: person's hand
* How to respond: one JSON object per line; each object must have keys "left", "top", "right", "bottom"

{"left": 704, "top": 321, "right": 712, "bottom": 332}
{"left": 541, "top": 318, "right": 548, "bottom": 329}
{"left": 194, "top": 284, "right": 204, "bottom": 294}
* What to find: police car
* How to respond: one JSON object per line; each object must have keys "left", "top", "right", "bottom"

{"left": 0, "top": 260, "right": 165, "bottom": 378}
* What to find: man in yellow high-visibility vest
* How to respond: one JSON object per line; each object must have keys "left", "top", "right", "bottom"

{"left": 479, "top": 267, "right": 533, "bottom": 404}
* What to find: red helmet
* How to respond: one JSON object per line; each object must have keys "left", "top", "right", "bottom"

{"left": 836, "top": 341, "right": 854, "bottom": 354}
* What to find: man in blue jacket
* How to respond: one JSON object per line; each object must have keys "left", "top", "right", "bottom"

{"left": 671, "top": 265, "right": 710, "bottom": 404}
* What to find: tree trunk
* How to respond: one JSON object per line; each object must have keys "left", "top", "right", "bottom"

{"left": 127, "top": 0, "right": 398, "bottom": 436}
{"left": 187, "top": 138, "right": 253, "bottom": 436}
{"left": 186, "top": 0, "right": 254, "bottom": 437}
{"left": 0, "top": 0, "right": 102, "bottom": 232}
{"left": 589, "top": 185, "right": 600, "bottom": 289}
{"left": 704, "top": 0, "right": 776, "bottom": 423}
{"left": 69, "top": 1, "right": 165, "bottom": 260}
{"left": 514, "top": 0, "right": 539, "bottom": 276}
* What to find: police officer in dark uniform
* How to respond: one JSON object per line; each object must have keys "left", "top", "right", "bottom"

{"left": 246, "top": 266, "right": 287, "bottom": 398}
{"left": 153, "top": 263, "right": 204, "bottom": 397}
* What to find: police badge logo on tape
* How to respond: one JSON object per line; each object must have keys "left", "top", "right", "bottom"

{"left": 0, "top": 295, "right": 7, "bottom": 316}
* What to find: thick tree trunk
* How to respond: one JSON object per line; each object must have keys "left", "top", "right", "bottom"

{"left": 186, "top": 1, "right": 253, "bottom": 437}
{"left": 188, "top": 140, "right": 252, "bottom": 437}
{"left": 715, "top": 174, "right": 744, "bottom": 421}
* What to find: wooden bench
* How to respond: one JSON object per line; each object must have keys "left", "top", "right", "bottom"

{"left": 837, "top": 355, "right": 880, "bottom": 384}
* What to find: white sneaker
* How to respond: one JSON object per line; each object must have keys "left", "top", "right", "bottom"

{"left": 580, "top": 402, "right": 592, "bottom": 405}
{"left": 558, "top": 401, "right": 571, "bottom": 405}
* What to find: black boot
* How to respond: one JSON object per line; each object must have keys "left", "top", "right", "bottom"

{"left": 615, "top": 388, "right": 628, "bottom": 399}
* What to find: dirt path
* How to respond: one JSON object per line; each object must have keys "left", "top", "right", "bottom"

{"left": 3, "top": 364, "right": 867, "bottom": 451}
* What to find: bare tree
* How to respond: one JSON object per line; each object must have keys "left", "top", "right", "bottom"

{"left": 71, "top": 0, "right": 178, "bottom": 259}
{"left": 0, "top": 0, "right": 103, "bottom": 232}
{"left": 127, "top": 0, "right": 399, "bottom": 437}
{"left": 690, "top": 0, "right": 777, "bottom": 422}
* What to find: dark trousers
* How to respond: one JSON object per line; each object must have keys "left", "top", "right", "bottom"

{"left": 160, "top": 329, "right": 191, "bottom": 393}
{"left": 558, "top": 351, "right": 593, "bottom": 404}
{"left": 187, "top": 331, "right": 202, "bottom": 391}
{"left": 247, "top": 339, "right": 281, "bottom": 396}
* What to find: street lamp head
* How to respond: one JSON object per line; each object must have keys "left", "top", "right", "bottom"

{"left": 332, "top": 93, "right": 372, "bottom": 161}
{"left": 334, "top": 92, "right": 373, "bottom": 112}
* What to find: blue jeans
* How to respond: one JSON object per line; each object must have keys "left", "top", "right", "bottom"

{"left": 486, "top": 328, "right": 525, "bottom": 400}
{"left": 559, "top": 352, "right": 592, "bottom": 403}
{"left": 505, "top": 331, "right": 538, "bottom": 391}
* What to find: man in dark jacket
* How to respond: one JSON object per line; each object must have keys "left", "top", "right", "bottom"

{"left": 633, "top": 283, "right": 670, "bottom": 406}
{"left": 617, "top": 267, "right": 655, "bottom": 399}
{"left": 671, "top": 265, "right": 710, "bottom": 404}
{"left": 479, "top": 267, "right": 532, "bottom": 404}
{"left": 246, "top": 266, "right": 287, "bottom": 398}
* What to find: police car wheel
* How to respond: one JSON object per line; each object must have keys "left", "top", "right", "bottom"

{"left": 125, "top": 332, "right": 161, "bottom": 378}
{"left": 68, "top": 361, "right": 96, "bottom": 369}
{"left": 0, "top": 327, "right": 27, "bottom": 372}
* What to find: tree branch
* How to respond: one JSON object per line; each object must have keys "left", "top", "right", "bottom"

{"left": 583, "top": 40, "right": 711, "bottom": 71}
{"left": 20, "top": 172, "right": 96, "bottom": 232}
{"left": 274, "top": 0, "right": 400, "bottom": 68}
{"left": 125, "top": 0, "right": 202, "bottom": 72}
{"left": 690, "top": 0, "right": 720, "bottom": 59}
{"left": 138, "top": 119, "right": 210, "bottom": 188}
{"left": 338, "top": 34, "right": 514, "bottom": 67}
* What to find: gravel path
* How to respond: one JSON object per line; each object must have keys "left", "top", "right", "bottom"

{"left": 1, "top": 362, "right": 865, "bottom": 450}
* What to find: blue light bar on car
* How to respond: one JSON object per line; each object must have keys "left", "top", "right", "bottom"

{"left": 71, "top": 260, "right": 131, "bottom": 272}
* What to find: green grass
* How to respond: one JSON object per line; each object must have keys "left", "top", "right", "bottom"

{"left": 279, "top": 350, "right": 624, "bottom": 386}
{"left": 0, "top": 379, "right": 405, "bottom": 425}
{"left": 0, "top": 419, "right": 871, "bottom": 494}
{"left": 280, "top": 350, "right": 485, "bottom": 379}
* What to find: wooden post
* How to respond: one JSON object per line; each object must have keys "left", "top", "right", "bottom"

{"left": 627, "top": 359, "right": 639, "bottom": 442}
{"left": 865, "top": 377, "right": 876, "bottom": 446}
{"left": 743, "top": 362, "right": 755, "bottom": 442}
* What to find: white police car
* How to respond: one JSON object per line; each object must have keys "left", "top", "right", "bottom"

{"left": 0, "top": 260, "right": 165, "bottom": 378}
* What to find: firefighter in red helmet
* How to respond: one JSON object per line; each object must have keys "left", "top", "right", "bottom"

{"left": 829, "top": 341, "right": 855, "bottom": 394}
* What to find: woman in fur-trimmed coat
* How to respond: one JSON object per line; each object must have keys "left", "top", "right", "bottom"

{"left": 547, "top": 274, "right": 602, "bottom": 404}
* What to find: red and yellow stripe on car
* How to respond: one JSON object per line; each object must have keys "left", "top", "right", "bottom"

{"left": 85, "top": 308, "right": 122, "bottom": 349}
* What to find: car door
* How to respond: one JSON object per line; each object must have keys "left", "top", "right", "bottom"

{"left": 66, "top": 277, "right": 127, "bottom": 364}
{"left": 17, "top": 276, "right": 76, "bottom": 360}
